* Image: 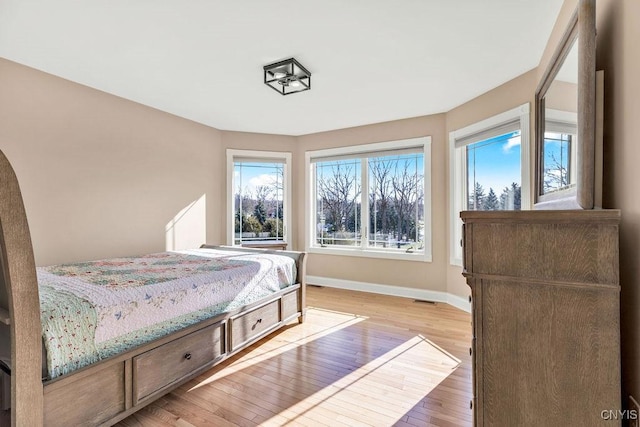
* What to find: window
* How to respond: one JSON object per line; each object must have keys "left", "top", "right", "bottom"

{"left": 227, "top": 150, "right": 291, "bottom": 246}
{"left": 466, "top": 130, "right": 523, "bottom": 211}
{"left": 542, "top": 132, "right": 574, "bottom": 192}
{"left": 306, "top": 137, "right": 431, "bottom": 262}
{"left": 541, "top": 109, "right": 578, "bottom": 195}
{"left": 449, "top": 104, "right": 530, "bottom": 265}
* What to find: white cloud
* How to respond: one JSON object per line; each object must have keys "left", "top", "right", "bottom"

{"left": 249, "top": 174, "right": 278, "bottom": 187}
{"left": 502, "top": 135, "right": 521, "bottom": 153}
{"left": 236, "top": 173, "right": 281, "bottom": 198}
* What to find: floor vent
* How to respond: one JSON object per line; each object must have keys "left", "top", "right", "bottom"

{"left": 414, "top": 299, "right": 436, "bottom": 305}
{"left": 308, "top": 284, "right": 324, "bottom": 288}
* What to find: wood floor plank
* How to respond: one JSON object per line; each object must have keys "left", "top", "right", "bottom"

{"left": 116, "top": 287, "right": 472, "bottom": 427}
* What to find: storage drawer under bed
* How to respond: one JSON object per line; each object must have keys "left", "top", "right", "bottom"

{"left": 133, "top": 322, "right": 224, "bottom": 404}
{"left": 229, "top": 300, "right": 280, "bottom": 351}
{"left": 281, "top": 290, "right": 299, "bottom": 321}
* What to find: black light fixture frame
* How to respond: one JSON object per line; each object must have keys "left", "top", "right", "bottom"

{"left": 263, "top": 58, "right": 311, "bottom": 96}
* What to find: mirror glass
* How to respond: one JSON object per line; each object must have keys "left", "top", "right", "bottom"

{"left": 541, "top": 37, "right": 578, "bottom": 195}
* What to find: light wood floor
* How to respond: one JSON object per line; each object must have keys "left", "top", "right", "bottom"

{"left": 116, "top": 287, "right": 473, "bottom": 427}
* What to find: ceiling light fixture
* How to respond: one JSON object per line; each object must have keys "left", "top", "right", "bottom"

{"left": 264, "top": 58, "right": 311, "bottom": 95}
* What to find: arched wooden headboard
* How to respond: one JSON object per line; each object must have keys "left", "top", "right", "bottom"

{"left": 0, "top": 149, "right": 43, "bottom": 426}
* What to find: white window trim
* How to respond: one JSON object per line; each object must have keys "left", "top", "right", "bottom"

{"left": 449, "top": 103, "right": 531, "bottom": 266}
{"left": 226, "top": 149, "right": 292, "bottom": 246}
{"left": 305, "top": 137, "right": 432, "bottom": 262}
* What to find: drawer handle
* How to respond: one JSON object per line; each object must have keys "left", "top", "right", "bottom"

{"left": 469, "top": 347, "right": 472, "bottom": 356}
{"left": 252, "top": 318, "right": 263, "bottom": 331}
{"left": 184, "top": 353, "right": 192, "bottom": 360}
{"left": 470, "top": 400, "right": 473, "bottom": 410}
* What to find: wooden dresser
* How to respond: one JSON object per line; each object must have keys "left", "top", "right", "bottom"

{"left": 461, "top": 210, "right": 621, "bottom": 426}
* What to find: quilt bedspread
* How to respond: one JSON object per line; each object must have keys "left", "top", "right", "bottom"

{"left": 37, "top": 248, "right": 296, "bottom": 379}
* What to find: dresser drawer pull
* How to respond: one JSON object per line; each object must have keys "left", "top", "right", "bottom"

{"left": 470, "top": 400, "right": 473, "bottom": 410}
{"left": 469, "top": 347, "right": 472, "bottom": 356}
{"left": 468, "top": 295, "right": 472, "bottom": 303}
{"left": 184, "top": 353, "right": 192, "bottom": 360}
{"left": 252, "top": 318, "right": 263, "bottom": 330}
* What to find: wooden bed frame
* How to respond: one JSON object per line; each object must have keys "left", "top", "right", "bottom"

{"left": 0, "top": 149, "right": 307, "bottom": 426}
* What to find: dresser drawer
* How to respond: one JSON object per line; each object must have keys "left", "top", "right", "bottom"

{"left": 133, "top": 323, "right": 224, "bottom": 403}
{"left": 230, "top": 300, "right": 280, "bottom": 351}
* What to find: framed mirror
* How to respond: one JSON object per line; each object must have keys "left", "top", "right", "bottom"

{"left": 534, "top": 0, "right": 596, "bottom": 209}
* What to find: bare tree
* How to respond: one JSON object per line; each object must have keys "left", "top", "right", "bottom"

{"left": 317, "top": 162, "right": 361, "bottom": 233}
{"left": 369, "top": 159, "right": 393, "bottom": 240}
{"left": 544, "top": 152, "right": 570, "bottom": 192}
{"left": 391, "top": 160, "right": 423, "bottom": 242}
{"left": 255, "top": 185, "right": 272, "bottom": 202}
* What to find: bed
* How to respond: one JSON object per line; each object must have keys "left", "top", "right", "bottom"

{"left": 0, "top": 149, "right": 307, "bottom": 426}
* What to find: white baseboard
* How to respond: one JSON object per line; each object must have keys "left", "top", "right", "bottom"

{"left": 446, "top": 293, "right": 472, "bottom": 313}
{"left": 306, "top": 275, "right": 471, "bottom": 313}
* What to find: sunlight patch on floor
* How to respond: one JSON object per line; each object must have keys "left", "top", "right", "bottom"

{"left": 188, "top": 307, "right": 366, "bottom": 391}
{"left": 185, "top": 306, "right": 462, "bottom": 426}
{"left": 273, "top": 335, "right": 461, "bottom": 426}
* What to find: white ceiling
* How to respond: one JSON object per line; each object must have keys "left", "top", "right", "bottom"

{"left": 0, "top": 0, "right": 564, "bottom": 136}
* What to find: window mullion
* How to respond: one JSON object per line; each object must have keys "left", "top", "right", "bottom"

{"left": 361, "top": 158, "right": 369, "bottom": 249}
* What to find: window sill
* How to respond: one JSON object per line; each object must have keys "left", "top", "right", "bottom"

{"left": 307, "top": 246, "right": 432, "bottom": 262}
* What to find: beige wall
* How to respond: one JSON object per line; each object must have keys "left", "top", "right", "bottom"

{"left": 0, "top": 57, "right": 448, "bottom": 294}
{"left": 545, "top": 80, "right": 578, "bottom": 112}
{"left": 0, "top": 60, "right": 300, "bottom": 266}
{"left": 297, "top": 115, "right": 448, "bottom": 291}
{"left": 0, "top": 58, "right": 224, "bottom": 265}
{"left": 594, "top": 0, "right": 640, "bottom": 409}
{"left": 0, "top": 54, "right": 567, "bottom": 301}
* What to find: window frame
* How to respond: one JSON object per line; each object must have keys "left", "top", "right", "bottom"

{"left": 226, "top": 149, "right": 292, "bottom": 247}
{"left": 305, "top": 137, "right": 432, "bottom": 262}
{"left": 449, "top": 103, "right": 531, "bottom": 266}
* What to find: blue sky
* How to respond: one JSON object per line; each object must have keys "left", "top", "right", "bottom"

{"left": 234, "top": 162, "right": 284, "bottom": 199}
{"left": 467, "top": 131, "right": 521, "bottom": 195}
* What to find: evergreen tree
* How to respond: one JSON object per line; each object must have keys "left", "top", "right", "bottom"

{"left": 499, "top": 186, "right": 510, "bottom": 210}
{"left": 235, "top": 211, "right": 243, "bottom": 233}
{"left": 469, "top": 182, "right": 485, "bottom": 210}
{"left": 253, "top": 201, "right": 267, "bottom": 225}
{"left": 511, "top": 182, "right": 521, "bottom": 210}
{"left": 243, "top": 216, "right": 262, "bottom": 234}
{"left": 483, "top": 188, "right": 500, "bottom": 210}
{"left": 498, "top": 182, "right": 522, "bottom": 210}
{"left": 263, "top": 218, "right": 284, "bottom": 238}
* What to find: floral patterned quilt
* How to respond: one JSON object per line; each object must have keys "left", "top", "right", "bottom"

{"left": 37, "top": 248, "right": 296, "bottom": 379}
